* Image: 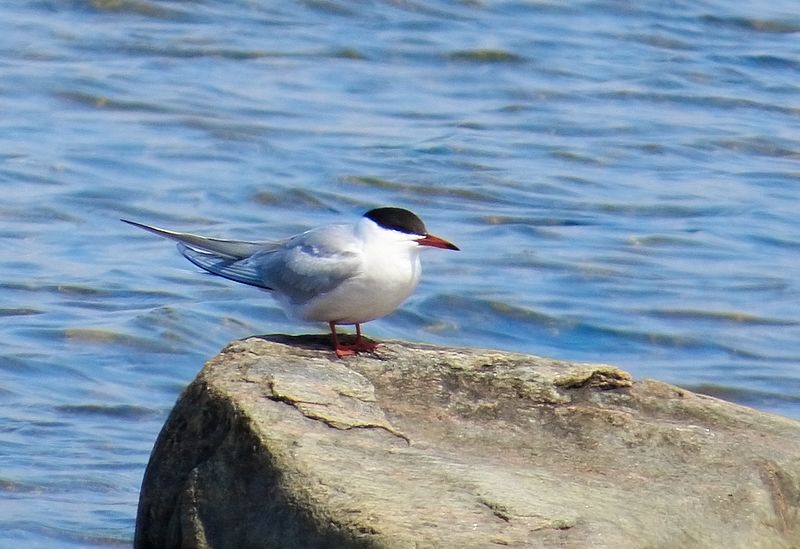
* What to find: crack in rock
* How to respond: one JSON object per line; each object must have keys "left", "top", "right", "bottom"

{"left": 266, "top": 380, "right": 409, "bottom": 444}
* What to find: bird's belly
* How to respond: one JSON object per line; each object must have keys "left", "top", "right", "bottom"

{"left": 293, "top": 267, "right": 419, "bottom": 324}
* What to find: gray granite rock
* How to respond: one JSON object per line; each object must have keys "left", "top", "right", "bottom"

{"left": 135, "top": 335, "right": 800, "bottom": 548}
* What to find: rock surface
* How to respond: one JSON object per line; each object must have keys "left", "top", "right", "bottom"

{"left": 136, "top": 335, "right": 800, "bottom": 549}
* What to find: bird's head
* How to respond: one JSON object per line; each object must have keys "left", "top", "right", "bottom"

{"left": 362, "top": 207, "right": 459, "bottom": 251}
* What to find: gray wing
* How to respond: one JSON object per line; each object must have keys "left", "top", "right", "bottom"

{"left": 121, "top": 219, "right": 281, "bottom": 259}
{"left": 251, "top": 225, "right": 363, "bottom": 304}
{"left": 123, "top": 218, "right": 285, "bottom": 290}
{"left": 128, "top": 220, "right": 364, "bottom": 301}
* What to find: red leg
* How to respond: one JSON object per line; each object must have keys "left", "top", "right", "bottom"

{"left": 329, "top": 321, "right": 356, "bottom": 357}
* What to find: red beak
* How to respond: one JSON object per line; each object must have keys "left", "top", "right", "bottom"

{"left": 416, "top": 234, "right": 459, "bottom": 251}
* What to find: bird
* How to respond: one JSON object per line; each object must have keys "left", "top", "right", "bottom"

{"left": 122, "top": 207, "right": 459, "bottom": 357}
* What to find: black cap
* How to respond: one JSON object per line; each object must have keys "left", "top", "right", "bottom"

{"left": 364, "top": 207, "right": 426, "bottom": 236}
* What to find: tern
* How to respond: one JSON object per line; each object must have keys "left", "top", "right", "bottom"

{"left": 122, "top": 207, "right": 458, "bottom": 357}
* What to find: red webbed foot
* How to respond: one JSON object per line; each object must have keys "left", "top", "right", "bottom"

{"left": 329, "top": 322, "right": 380, "bottom": 358}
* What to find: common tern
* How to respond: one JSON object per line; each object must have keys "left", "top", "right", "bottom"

{"left": 122, "top": 207, "right": 458, "bottom": 357}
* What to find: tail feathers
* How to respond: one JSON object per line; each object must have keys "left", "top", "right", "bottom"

{"left": 121, "top": 218, "right": 278, "bottom": 259}
{"left": 178, "top": 243, "right": 273, "bottom": 290}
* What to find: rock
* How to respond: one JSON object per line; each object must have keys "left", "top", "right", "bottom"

{"left": 135, "top": 335, "right": 800, "bottom": 549}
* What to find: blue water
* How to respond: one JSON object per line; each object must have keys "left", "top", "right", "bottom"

{"left": 2, "top": 1, "right": 799, "bottom": 545}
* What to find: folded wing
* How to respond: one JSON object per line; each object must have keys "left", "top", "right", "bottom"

{"left": 123, "top": 219, "right": 364, "bottom": 302}
{"left": 250, "top": 225, "right": 364, "bottom": 304}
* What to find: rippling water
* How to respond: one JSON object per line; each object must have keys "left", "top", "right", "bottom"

{"left": 2, "top": 1, "right": 799, "bottom": 545}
